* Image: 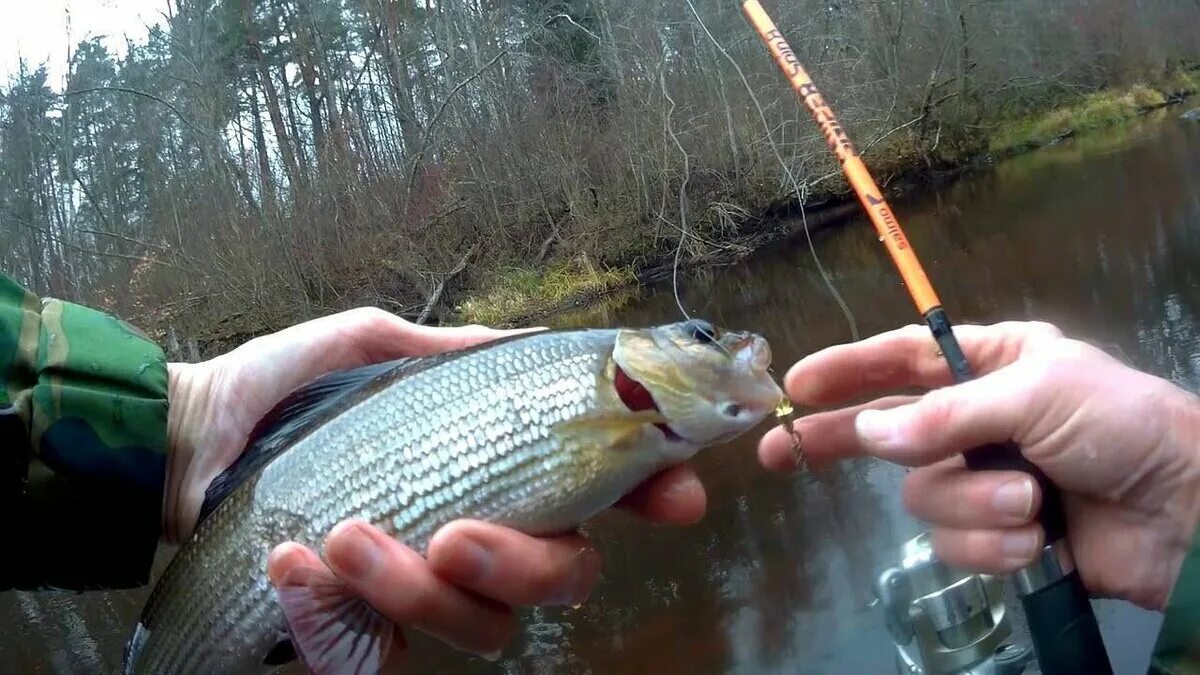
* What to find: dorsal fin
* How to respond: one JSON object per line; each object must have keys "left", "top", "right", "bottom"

{"left": 195, "top": 330, "right": 553, "bottom": 525}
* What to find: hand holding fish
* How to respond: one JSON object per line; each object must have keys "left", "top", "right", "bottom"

{"left": 759, "top": 320, "right": 1200, "bottom": 612}
{"left": 163, "top": 308, "right": 543, "bottom": 544}
{"left": 153, "top": 308, "right": 725, "bottom": 672}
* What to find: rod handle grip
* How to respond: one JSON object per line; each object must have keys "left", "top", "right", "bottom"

{"left": 1019, "top": 568, "right": 1114, "bottom": 675}
{"left": 923, "top": 309, "right": 1068, "bottom": 540}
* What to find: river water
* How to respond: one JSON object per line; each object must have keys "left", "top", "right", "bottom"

{"left": 4, "top": 105, "right": 1198, "bottom": 674}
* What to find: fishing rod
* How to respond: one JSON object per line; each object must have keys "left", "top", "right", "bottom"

{"left": 739, "top": 2, "right": 1113, "bottom": 673}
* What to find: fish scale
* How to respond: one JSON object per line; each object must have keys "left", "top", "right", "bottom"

{"left": 124, "top": 322, "right": 784, "bottom": 675}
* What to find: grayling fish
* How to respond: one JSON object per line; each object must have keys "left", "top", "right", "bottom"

{"left": 122, "top": 319, "right": 785, "bottom": 675}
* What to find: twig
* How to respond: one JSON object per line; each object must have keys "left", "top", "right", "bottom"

{"left": 62, "top": 86, "right": 204, "bottom": 135}
{"left": 406, "top": 48, "right": 515, "bottom": 199}
{"left": 76, "top": 227, "right": 172, "bottom": 253}
{"left": 125, "top": 293, "right": 212, "bottom": 322}
{"left": 5, "top": 216, "right": 199, "bottom": 274}
{"left": 416, "top": 242, "right": 479, "bottom": 325}
{"left": 862, "top": 113, "right": 926, "bottom": 154}
{"left": 548, "top": 13, "right": 600, "bottom": 41}
{"left": 340, "top": 24, "right": 383, "bottom": 117}
{"left": 64, "top": 244, "right": 187, "bottom": 271}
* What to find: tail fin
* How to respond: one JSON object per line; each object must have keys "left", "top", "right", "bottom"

{"left": 122, "top": 623, "right": 149, "bottom": 675}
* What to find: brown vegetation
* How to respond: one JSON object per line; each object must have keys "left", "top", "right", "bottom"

{"left": 1, "top": 1, "right": 1198, "bottom": 356}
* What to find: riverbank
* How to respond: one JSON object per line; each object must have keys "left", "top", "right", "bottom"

{"left": 454, "top": 68, "right": 1200, "bottom": 328}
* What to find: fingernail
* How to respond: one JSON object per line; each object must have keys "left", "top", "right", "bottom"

{"left": 1001, "top": 531, "right": 1040, "bottom": 561}
{"left": 266, "top": 543, "right": 304, "bottom": 586}
{"left": 545, "top": 570, "right": 584, "bottom": 608}
{"left": 266, "top": 544, "right": 288, "bottom": 570}
{"left": 993, "top": 478, "right": 1033, "bottom": 519}
{"left": 479, "top": 650, "right": 502, "bottom": 662}
{"left": 327, "top": 521, "right": 382, "bottom": 581}
{"left": 664, "top": 472, "right": 702, "bottom": 504}
{"left": 855, "top": 408, "right": 906, "bottom": 448}
{"left": 445, "top": 537, "right": 494, "bottom": 584}
{"left": 548, "top": 548, "right": 596, "bottom": 607}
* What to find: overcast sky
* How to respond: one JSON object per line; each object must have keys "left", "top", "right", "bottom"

{"left": 0, "top": 0, "right": 168, "bottom": 88}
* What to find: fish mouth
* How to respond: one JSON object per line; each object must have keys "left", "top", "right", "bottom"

{"left": 729, "top": 334, "right": 787, "bottom": 415}
{"left": 728, "top": 332, "right": 774, "bottom": 375}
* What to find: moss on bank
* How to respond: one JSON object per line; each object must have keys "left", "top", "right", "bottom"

{"left": 988, "top": 71, "right": 1198, "bottom": 157}
{"left": 455, "top": 256, "right": 636, "bottom": 326}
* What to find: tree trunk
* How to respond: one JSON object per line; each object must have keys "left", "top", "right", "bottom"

{"left": 244, "top": 0, "right": 303, "bottom": 192}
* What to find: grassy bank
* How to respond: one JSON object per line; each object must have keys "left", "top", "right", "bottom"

{"left": 456, "top": 257, "right": 635, "bottom": 326}
{"left": 989, "top": 70, "right": 1198, "bottom": 157}
{"left": 453, "top": 69, "right": 1200, "bottom": 328}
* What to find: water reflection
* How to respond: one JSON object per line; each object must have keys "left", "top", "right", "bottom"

{"left": 4, "top": 107, "right": 1199, "bottom": 674}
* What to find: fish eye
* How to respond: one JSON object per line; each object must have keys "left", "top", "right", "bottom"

{"left": 684, "top": 319, "right": 719, "bottom": 344}
{"left": 721, "top": 402, "right": 744, "bottom": 417}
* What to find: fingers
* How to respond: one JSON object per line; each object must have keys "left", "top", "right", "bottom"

{"left": 235, "top": 307, "right": 542, "bottom": 398}
{"left": 336, "top": 308, "right": 544, "bottom": 362}
{"left": 902, "top": 460, "right": 1042, "bottom": 529}
{"left": 897, "top": 460, "right": 1045, "bottom": 574}
{"left": 267, "top": 541, "right": 326, "bottom": 585}
{"left": 267, "top": 542, "right": 411, "bottom": 668}
{"left": 268, "top": 516, "right": 610, "bottom": 662}
{"left": 851, "top": 366, "right": 1034, "bottom": 466}
{"left": 615, "top": 464, "right": 707, "bottom": 524}
{"left": 757, "top": 395, "right": 919, "bottom": 471}
{"left": 930, "top": 524, "right": 1045, "bottom": 573}
{"left": 783, "top": 321, "right": 1063, "bottom": 406}
{"left": 427, "top": 521, "right": 601, "bottom": 607}
{"left": 321, "top": 520, "right": 516, "bottom": 658}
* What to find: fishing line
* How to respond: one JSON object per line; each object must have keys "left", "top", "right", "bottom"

{"left": 683, "top": 0, "right": 860, "bottom": 342}
{"left": 670, "top": 2, "right": 807, "bottom": 464}
{"left": 659, "top": 58, "right": 695, "bottom": 327}
{"left": 660, "top": 48, "right": 737, "bottom": 357}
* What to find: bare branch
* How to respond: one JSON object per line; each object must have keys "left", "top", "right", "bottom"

{"left": 416, "top": 242, "right": 478, "bottom": 325}
{"left": 405, "top": 13, "right": 599, "bottom": 202}
{"left": 62, "top": 85, "right": 204, "bottom": 135}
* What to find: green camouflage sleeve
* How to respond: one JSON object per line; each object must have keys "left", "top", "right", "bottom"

{"left": 1150, "top": 523, "right": 1200, "bottom": 674}
{"left": 0, "top": 274, "right": 168, "bottom": 591}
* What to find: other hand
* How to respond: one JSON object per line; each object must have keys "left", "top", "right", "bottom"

{"left": 759, "top": 321, "right": 1200, "bottom": 610}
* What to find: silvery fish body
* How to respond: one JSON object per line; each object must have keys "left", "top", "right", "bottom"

{"left": 123, "top": 321, "right": 784, "bottom": 675}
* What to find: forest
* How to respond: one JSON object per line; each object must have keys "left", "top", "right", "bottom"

{"left": 1, "top": 0, "right": 1198, "bottom": 354}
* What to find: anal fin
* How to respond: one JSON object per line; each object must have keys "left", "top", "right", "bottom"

{"left": 275, "top": 565, "right": 394, "bottom": 675}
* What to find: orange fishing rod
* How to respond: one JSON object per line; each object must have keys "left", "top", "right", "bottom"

{"left": 741, "top": 2, "right": 1113, "bottom": 674}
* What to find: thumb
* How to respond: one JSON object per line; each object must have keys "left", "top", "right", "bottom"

{"left": 852, "top": 366, "right": 1034, "bottom": 467}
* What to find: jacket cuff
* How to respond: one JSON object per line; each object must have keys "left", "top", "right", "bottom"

{"left": 1151, "top": 518, "right": 1200, "bottom": 671}
{"left": 26, "top": 297, "right": 169, "bottom": 493}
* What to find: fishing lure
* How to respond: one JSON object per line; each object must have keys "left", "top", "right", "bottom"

{"left": 774, "top": 396, "right": 804, "bottom": 469}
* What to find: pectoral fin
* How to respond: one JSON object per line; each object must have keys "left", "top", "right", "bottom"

{"left": 275, "top": 565, "right": 394, "bottom": 675}
{"left": 552, "top": 410, "right": 670, "bottom": 450}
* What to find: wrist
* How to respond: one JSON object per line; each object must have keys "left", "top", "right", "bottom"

{"left": 165, "top": 361, "right": 212, "bottom": 544}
